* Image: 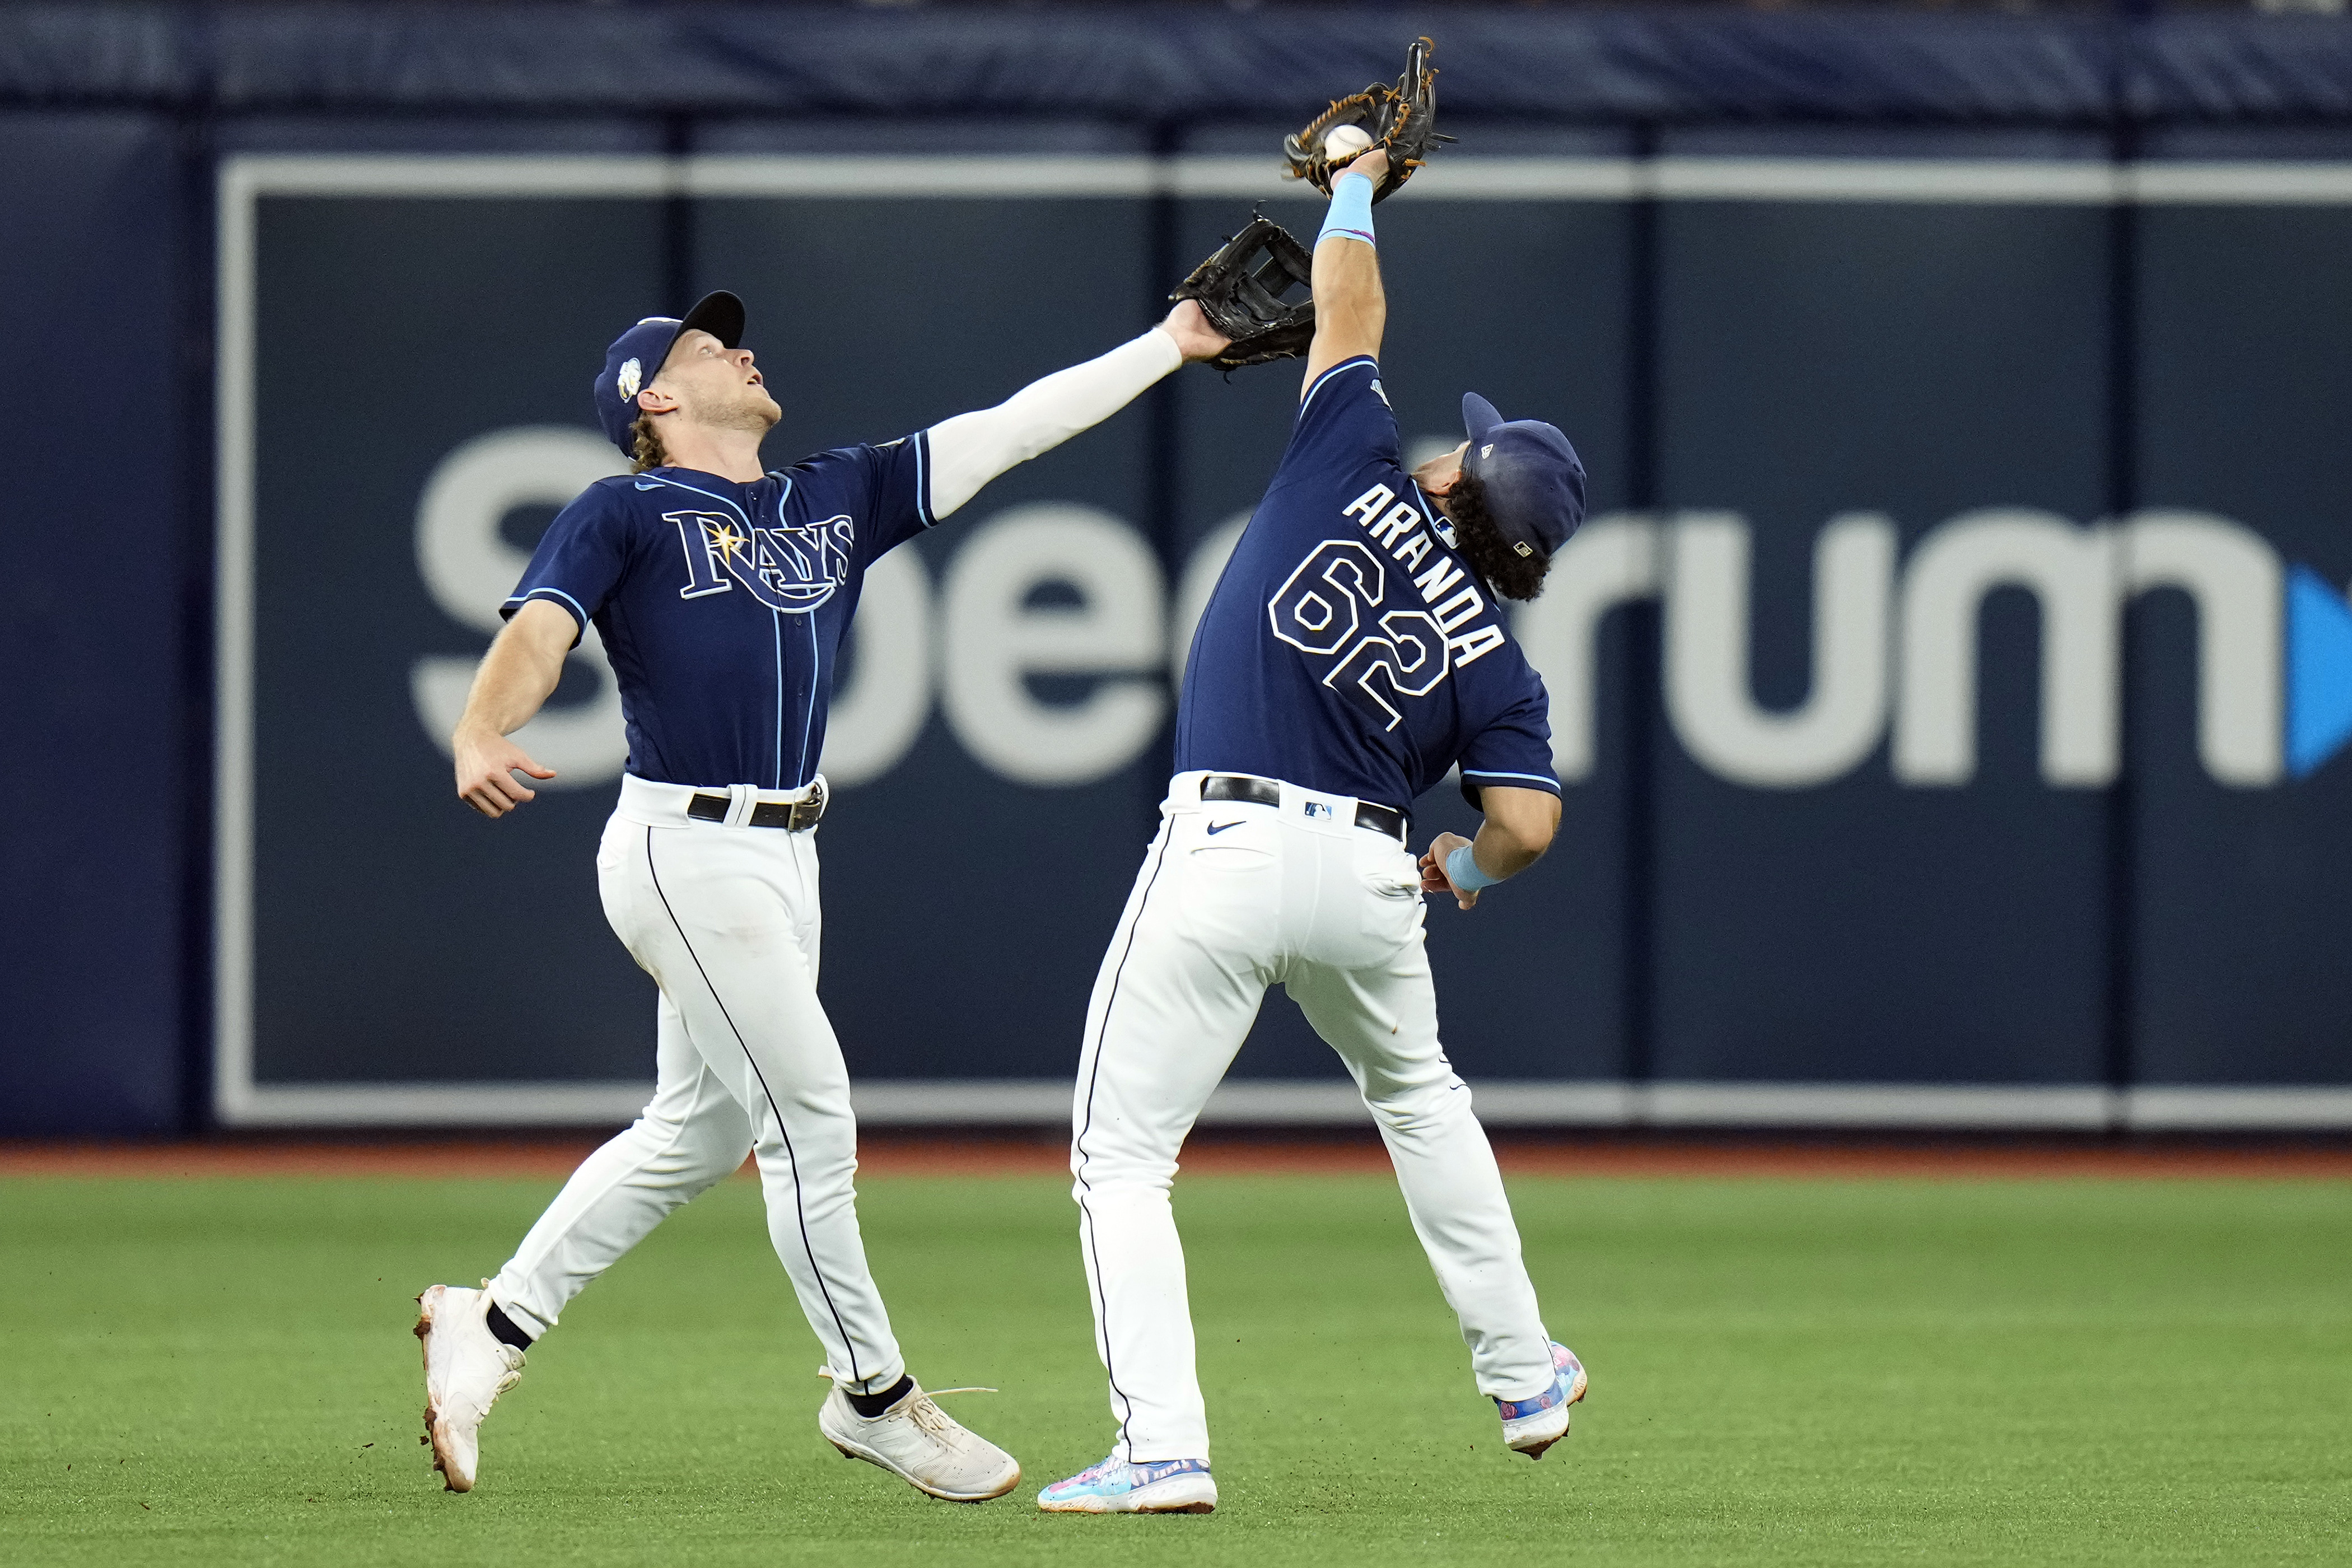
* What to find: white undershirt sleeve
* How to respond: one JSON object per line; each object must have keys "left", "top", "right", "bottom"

{"left": 923, "top": 327, "right": 1185, "bottom": 520}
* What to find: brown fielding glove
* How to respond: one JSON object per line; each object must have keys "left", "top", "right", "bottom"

{"left": 1281, "top": 35, "right": 1453, "bottom": 204}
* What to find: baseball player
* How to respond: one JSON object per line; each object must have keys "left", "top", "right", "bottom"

{"left": 1038, "top": 146, "right": 1590, "bottom": 1516}
{"left": 414, "top": 288, "right": 1230, "bottom": 1499}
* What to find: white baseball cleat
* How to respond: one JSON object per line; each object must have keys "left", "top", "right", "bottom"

{"left": 1497, "top": 1341, "right": 1588, "bottom": 1460}
{"left": 815, "top": 1369, "right": 1021, "bottom": 1502}
{"left": 413, "top": 1282, "right": 526, "bottom": 1492}
{"left": 1038, "top": 1454, "right": 1217, "bottom": 1514}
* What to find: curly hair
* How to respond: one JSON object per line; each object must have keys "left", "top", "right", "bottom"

{"left": 629, "top": 412, "right": 668, "bottom": 474}
{"left": 1444, "top": 474, "right": 1551, "bottom": 602}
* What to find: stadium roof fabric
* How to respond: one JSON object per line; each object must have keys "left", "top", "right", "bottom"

{"left": 4, "top": 6, "right": 2350, "bottom": 123}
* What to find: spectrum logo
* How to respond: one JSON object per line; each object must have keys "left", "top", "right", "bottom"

{"left": 1519, "top": 508, "right": 2352, "bottom": 790}
{"left": 413, "top": 431, "right": 2352, "bottom": 796}
{"left": 2286, "top": 565, "right": 2352, "bottom": 777}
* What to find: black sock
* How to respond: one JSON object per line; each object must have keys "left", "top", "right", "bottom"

{"left": 484, "top": 1303, "right": 535, "bottom": 1352}
{"left": 846, "top": 1375, "right": 913, "bottom": 1418}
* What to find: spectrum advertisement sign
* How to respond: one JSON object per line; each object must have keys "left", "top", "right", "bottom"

{"left": 213, "top": 146, "right": 2352, "bottom": 1129}
{"left": 1530, "top": 510, "right": 2352, "bottom": 790}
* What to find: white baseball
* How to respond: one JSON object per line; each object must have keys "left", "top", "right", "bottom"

{"left": 1323, "top": 124, "right": 1374, "bottom": 159}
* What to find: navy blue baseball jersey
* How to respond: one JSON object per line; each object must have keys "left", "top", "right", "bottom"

{"left": 502, "top": 435, "right": 932, "bottom": 790}
{"left": 1174, "top": 357, "right": 1560, "bottom": 814}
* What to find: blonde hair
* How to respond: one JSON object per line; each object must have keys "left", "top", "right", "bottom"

{"left": 629, "top": 412, "right": 668, "bottom": 474}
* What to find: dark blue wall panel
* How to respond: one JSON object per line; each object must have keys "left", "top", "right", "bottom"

{"left": 1649, "top": 134, "right": 2114, "bottom": 1085}
{"left": 0, "top": 112, "right": 191, "bottom": 1133}
{"left": 17, "top": 94, "right": 2352, "bottom": 1131}
{"left": 2132, "top": 184, "right": 2352, "bottom": 1087}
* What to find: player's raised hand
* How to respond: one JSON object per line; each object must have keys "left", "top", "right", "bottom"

{"left": 1335, "top": 146, "right": 1390, "bottom": 190}
{"left": 1160, "top": 298, "right": 1233, "bottom": 364}
{"left": 1420, "top": 830, "right": 1480, "bottom": 911}
{"left": 455, "top": 729, "right": 556, "bottom": 818}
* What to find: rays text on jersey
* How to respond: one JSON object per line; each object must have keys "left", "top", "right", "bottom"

{"left": 669, "top": 509, "right": 855, "bottom": 613}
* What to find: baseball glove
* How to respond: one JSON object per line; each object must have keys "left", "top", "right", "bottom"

{"left": 1170, "top": 214, "right": 1317, "bottom": 371}
{"left": 1281, "top": 35, "right": 1452, "bottom": 203}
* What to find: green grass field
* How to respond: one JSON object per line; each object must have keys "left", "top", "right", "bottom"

{"left": 3, "top": 1168, "right": 2347, "bottom": 1566}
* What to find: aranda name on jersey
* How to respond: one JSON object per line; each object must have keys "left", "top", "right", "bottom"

{"left": 1266, "top": 481, "right": 1508, "bottom": 731}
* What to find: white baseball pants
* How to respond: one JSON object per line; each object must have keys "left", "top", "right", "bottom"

{"left": 1070, "top": 771, "right": 1557, "bottom": 1462}
{"left": 486, "top": 774, "right": 905, "bottom": 1396}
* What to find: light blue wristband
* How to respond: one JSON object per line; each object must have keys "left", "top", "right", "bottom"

{"left": 1445, "top": 842, "right": 1502, "bottom": 894}
{"left": 1318, "top": 170, "right": 1377, "bottom": 249}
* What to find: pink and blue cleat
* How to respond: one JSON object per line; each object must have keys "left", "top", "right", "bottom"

{"left": 1038, "top": 1454, "right": 1217, "bottom": 1514}
{"left": 1497, "top": 1341, "right": 1588, "bottom": 1459}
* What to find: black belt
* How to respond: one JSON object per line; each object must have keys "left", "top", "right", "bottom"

{"left": 685, "top": 780, "right": 827, "bottom": 832}
{"left": 1201, "top": 774, "right": 1407, "bottom": 842}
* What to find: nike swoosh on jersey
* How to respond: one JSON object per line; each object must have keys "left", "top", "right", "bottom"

{"left": 1206, "top": 820, "right": 1244, "bottom": 835}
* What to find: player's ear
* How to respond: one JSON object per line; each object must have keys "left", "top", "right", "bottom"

{"left": 1417, "top": 444, "right": 1468, "bottom": 497}
{"left": 636, "top": 385, "right": 681, "bottom": 416}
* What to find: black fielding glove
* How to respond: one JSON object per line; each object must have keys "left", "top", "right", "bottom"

{"left": 1170, "top": 215, "right": 1317, "bottom": 372}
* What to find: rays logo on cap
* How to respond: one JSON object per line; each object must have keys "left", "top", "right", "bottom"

{"left": 615, "top": 358, "right": 642, "bottom": 402}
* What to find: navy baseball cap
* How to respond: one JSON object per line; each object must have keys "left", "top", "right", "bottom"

{"left": 593, "top": 290, "right": 746, "bottom": 456}
{"left": 1459, "top": 392, "right": 1586, "bottom": 561}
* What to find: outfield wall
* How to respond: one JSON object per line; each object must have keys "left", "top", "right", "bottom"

{"left": 4, "top": 10, "right": 2352, "bottom": 1133}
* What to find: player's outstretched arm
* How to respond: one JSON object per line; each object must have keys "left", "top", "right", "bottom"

{"left": 1417, "top": 786, "right": 1561, "bottom": 911}
{"left": 923, "top": 301, "right": 1230, "bottom": 521}
{"left": 1301, "top": 147, "right": 1389, "bottom": 393}
{"left": 450, "top": 599, "right": 573, "bottom": 818}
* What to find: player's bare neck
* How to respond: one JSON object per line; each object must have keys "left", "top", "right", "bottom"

{"left": 652, "top": 422, "right": 769, "bottom": 485}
